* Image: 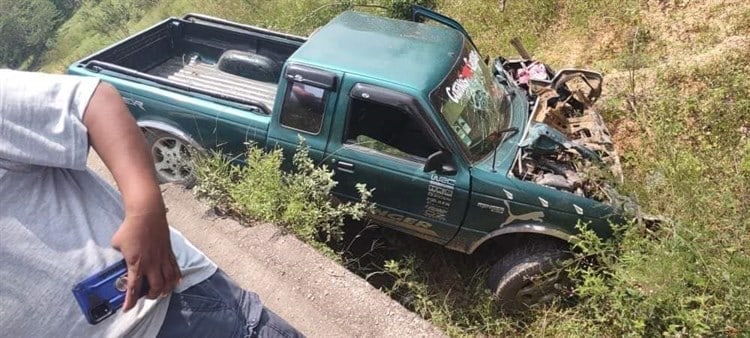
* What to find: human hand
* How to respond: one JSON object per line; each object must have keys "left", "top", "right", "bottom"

{"left": 111, "top": 211, "right": 181, "bottom": 312}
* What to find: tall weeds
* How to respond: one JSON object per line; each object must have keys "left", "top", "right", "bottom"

{"left": 192, "top": 141, "right": 372, "bottom": 257}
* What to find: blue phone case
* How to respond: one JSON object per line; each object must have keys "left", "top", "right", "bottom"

{"left": 72, "top": 259, "right": 149, "bottom": 325}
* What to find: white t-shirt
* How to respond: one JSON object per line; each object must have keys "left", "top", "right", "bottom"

{"left": 0, "top": 70, "right": 217, "bottom": 337}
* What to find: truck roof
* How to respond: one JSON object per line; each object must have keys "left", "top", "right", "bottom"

{"left": 287, "top": 11, "right": 464, "bottom": 93}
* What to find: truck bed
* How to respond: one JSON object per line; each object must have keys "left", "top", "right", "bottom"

{"left": 71, "top": 14, "right": 305, "bottom": 113}
{"left": 148, "top": 56, "right": 277, "bottom": 111}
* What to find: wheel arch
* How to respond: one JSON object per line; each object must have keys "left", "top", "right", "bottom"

{"left": 137, "top": 120, "right": 205, "bottom": 152}
{"left": 468, "top": 223, "right": 574, "bottom": 255}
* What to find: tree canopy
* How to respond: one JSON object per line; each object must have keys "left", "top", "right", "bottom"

{"left": 0, "top": 0, "right": 73, "bottom": 68}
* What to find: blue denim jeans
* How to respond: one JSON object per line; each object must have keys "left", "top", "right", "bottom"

{"left": 156, "top": 269, "right": 304, "bottom": 338}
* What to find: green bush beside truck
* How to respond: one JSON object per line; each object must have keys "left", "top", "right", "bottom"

{"left": 69, "top": 7, "right": 627, "bottom": 311}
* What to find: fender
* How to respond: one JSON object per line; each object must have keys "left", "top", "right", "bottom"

{"left": 137, "top": 120, "right": 205, "bottom": 151}
{"left": 466, "top": 222, "right": 573, "bottom": 254}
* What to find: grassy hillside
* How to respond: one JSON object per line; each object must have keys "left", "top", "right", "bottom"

{"left": 30, "top": 0, "right": 750, "bottom": 336}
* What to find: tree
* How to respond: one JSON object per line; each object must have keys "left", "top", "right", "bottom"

{"left": 52, "top": 0, "right": 82, "bottom": 17}
{"left": 0, "top": 0, "right": 60, "bottom": 68}
{"left": 80, "top": 0, "right": 159, "bottom": 39}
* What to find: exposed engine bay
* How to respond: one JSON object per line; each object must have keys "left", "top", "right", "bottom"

{"left": 497, "top": 41, "right": 624, "bottom": 204}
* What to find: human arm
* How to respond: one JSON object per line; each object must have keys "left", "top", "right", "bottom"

{"left": 1, "top": 70, "right": 180, "bottom": 312}
{"left": 82, "top": 83, "right": 181, "bottom": 311}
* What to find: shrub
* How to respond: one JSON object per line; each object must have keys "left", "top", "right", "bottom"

{"left": 282, "top": 142, "right": 372, "bottom": 246}
{"left": 193, "top": 140, "right": 372, "bottom": 255}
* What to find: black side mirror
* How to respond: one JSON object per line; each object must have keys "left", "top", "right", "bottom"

{"left": 424, "top": 150, "right": 457, "bottom": 175}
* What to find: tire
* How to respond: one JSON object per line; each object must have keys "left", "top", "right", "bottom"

{"left": 143, "top": 129, "right": 195, "bottom": 186}
{"left": 487, "top": 240, "right": 570, "bottom": 313}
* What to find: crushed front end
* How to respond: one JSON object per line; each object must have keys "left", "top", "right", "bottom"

{"left": 497, "top": 51, "right": 625, "bottom": 206}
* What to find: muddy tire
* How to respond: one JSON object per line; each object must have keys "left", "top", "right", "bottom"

{"left": 144, "top": 129, "right": 195, "bottom": 186}
{"left": 487, "top": 240, "right": 570, "bottom": 313}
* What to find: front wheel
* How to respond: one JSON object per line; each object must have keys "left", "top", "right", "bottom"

{"left": 144, "top": 129, "right": 195, "bottom": 186}
{"left": 487, "top": 240, "right": 570, "bottom": 313}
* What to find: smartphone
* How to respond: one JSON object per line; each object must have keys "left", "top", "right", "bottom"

{"left": 72, "top": 259, "right": 149, "bottom": 325}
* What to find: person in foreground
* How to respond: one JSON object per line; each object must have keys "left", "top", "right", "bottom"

{"left": 0, "top": 69, "right": 303, "bottom": 338}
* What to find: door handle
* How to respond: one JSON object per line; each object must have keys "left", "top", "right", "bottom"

{"left": 336, "top": 161, "right": 355, "bottom": 174}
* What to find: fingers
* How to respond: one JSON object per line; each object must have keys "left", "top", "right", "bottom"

{"left": 162, "top": 252, "right": 182, "bottom": 291}
{"left": 123, "top": 256, "right": 182, "bottom": 312}
{"left": 111, "top": 213, "right": 182, "bottom": 310}
{"left": 145, "top": 269, "right": 165, "bottom": 300}
{"left": 171, "top": 252, "right": 182, "bottom": 281}
{"left": 123, "top": 259, "right": 142, "bottom": 312}
{"left": 145, "top": 253, "right": 181, "bottom": 300}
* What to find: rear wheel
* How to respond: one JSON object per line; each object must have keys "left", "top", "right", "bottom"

{"left": 144, "top": 129, "right": 195, "bottom": 185}
{"left": 487, "top": 240, "right": 570, "bottom": 313}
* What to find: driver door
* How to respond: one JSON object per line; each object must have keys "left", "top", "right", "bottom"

{"left": 325, "top": 81, "right": 469, "bottom": 244}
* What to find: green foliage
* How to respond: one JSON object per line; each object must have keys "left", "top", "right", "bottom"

{"left": 382, "top": 256, "right": 518, "bottom": 336}
{"left": 256, "top": 0, "right": 437, "bottom": 34}
{"left": 193, "top": 141, "right": 372, "bottom": 256}
{"left": 38, "top": 0, "right": 194, "bottom": 72}
{"left": 529, "top": 36, "right": 750, "bottom": 338}
{"left": 228, "top": 146, "right": 286, "bottom": 222}
{"left": 80, "top": 0, "right": 159, "bottom": 39}
{"left": 51, "top": 0, "right": 81, "bottom": 16}
{"left": 283, "top": 141, "right": 373, "bottom": 245}
{"left": 556, "top": 215, "right": 749, "bottom": 336}
{"left": 0, "top": 0, "right": 61, "bottom": 68}
{"left": 189, "top": 149, "right": 238, "bottom": 207}
{"left": 438, "top": 0, "right": 644, "bottom": 71}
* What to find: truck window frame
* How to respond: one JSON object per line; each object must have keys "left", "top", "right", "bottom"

{"left": 278, "top": 64, "right": 338, "bottom": 135}
{"left": 279, "top": 82, "right": 328, "bottom": 135}
{"left": 344, "top": 83, "right": 444, "bottom": 163}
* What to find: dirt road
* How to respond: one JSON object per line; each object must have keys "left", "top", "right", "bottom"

{"left": 87, "top": 153, "right": 444, "bottom": 337}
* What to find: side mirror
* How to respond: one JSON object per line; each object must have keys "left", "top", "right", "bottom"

{"left": 424, "top": 150, "right": 457, "bottom": 175}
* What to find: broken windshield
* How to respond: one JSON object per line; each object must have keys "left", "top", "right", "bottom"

{"left": 430, "top": 41, "right": 510, "bottom": 162}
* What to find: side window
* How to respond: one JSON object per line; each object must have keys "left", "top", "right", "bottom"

{"left": 345, "top": 98, "right": 438, "bottom": 161}
{"left": 280, "top": 82, "right": 326, "bottom": 134}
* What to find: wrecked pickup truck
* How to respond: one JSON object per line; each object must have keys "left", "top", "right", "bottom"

{"left": 68, "top": 6, "right": 627, "bottom": 311}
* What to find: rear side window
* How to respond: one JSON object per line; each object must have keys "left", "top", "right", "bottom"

{"left": 280, "top": 82, "right": 326, "bottom": 134}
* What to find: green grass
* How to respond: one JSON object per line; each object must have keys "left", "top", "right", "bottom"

{"left": 33, "top": 0, "right": 750, "bottom": 336}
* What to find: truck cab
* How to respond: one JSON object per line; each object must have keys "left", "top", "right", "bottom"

{"left": 267, "top": 11, "right": 475, "bottom": 246}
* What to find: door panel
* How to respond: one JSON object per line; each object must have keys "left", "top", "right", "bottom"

{"left": 329, "top": 146, "right": 468, "bottom": 242}
{"left": 325, "top": 77, "right": 470, "bottom": 244}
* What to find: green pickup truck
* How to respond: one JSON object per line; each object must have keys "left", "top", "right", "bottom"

{"left": 69, "top": 7, "right": 626, "bottom": 311}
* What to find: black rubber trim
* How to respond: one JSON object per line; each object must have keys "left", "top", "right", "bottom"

{"left": 284, "top": 63, "right": 337, "bottom": 90}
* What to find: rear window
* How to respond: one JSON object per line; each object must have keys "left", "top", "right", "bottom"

{"left": 279, "top": 82, "right": 327, "bottom": 134}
